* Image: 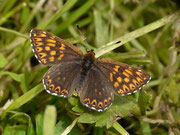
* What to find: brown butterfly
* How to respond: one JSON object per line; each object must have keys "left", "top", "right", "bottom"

{"left": 30, "top": 29, "right": 151, "bottom": 112}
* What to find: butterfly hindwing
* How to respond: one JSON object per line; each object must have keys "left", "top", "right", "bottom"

{"left": 43, "top": 61, "right": 81, "bottom": 97}
{"left": 96, "top": 58, "right": 151, "bottom": 96}
{"left": 30, "top": 29, "right": 83, "bottom": 65}
{"left": 77, "top": 66, "right": 114, "bottom": 111}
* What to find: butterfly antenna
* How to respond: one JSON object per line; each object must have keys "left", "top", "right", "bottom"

{"left": 76, "top": 24, "right": 91, "bottom": 51}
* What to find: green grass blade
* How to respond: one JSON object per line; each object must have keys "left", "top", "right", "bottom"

{"left": 112, "top": 122, "right": 129, "bottom": 135}
{"left": 52, "top": 0, "right": 96, "bottom": 34}
{"left": 95, "top": 12, "right": 179, "bottom": 58}
{"left": 38, "top": 0, "right": 78, "bottom": 29}
{"left": 43, "top": 105, "right": 57, "bottom": 135}
{"left": 0, "top": 84, "right": 44, "bottom": 119}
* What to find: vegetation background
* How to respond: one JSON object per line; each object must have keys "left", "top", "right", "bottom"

{"left": 0, "top": 0, "right": 179, "bottom": 135}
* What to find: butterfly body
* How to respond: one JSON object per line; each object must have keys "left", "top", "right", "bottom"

{"left": 81, "top": 50, "right": 95, "bottom": 73}
{"left": 30, "top": 29, "right": 151, "bottom": 112}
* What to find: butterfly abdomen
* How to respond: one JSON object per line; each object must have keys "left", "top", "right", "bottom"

{"left": 77, "top": 50, "right": 96, "bottom": 87}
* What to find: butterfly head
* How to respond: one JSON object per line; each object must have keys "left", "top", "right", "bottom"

{"left": 85, "top": 49, "right": 95, "bottom": 61}
{"left": 82, "top": 49, "right": 96, "bottom": 71}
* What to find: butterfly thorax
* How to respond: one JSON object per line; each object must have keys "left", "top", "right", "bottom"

{"left": 81, "top": 50, "right": 96, "bottom": 74}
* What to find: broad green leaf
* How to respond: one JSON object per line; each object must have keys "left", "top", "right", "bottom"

{"left": 78, "top": 96, "right": 140, "bottom": 128}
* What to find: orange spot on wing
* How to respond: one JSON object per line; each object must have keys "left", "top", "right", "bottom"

{"left": 41, "top": 59, "right": 47, "bottom": 64}
{"left": 45, "top": 46, "right": 50, "bottom": 51}
{"left": 34, "top": 38, "right": 42, "bottom": 41}
{"left": 83, "top": 98, "right": 90, "bottom": 104}
{"left": 136, "top": 77, "right": 143, "bottom": 84}
{"left": 91, "top": 99, "right": 97, "bottom": 106}
{"left": 49, "top": 56, "right": 55, "bottom": 62}
{"left": 46, "top": 43, "right": 56, "bottom": 47}
{"left": 39, "top": 53, "right": 47, "bottom": 58}
{"left": 113, "top": 72, "right": 116, "bottom": 75}
{"left": 59, "top": 43, "right": 66, "bottom": 50}
{"left": 50, "top": 51, "right": 56, "bottom": 55}
{"left": 114, "top": 82, "right": 119, "bottom": 88}
{"left": 46, "top": 75, "right": 50, "bottom": 79}
{"left": 118, "top": 89, "right": 124, "bottom": 94}
{"left": 123, "top": 71, "right": 130, "bottom": 77}
{"left": 45, "top": 39, "right": 56, "bottom": 43}
{"left": 102, "top": 88, "right": 105, "bottom": 92}
{"left": 55, "top": 86, "right": 61, "bottom": 92}
{"left": 109, "top": 72, "right": 113, "bottom": 82}
{"left": 129, "top": 84, "right": 135, "bottom": 91}
{"left": 47, "top": 79, "right": 52, "bottom": 85}
{"left": 133, "top": 79, "right": 140, "bottom": 87}
{"left": 125, "top": 69, "right": 133, "bottom": 75}
{"left": 123, "top": 85, "right": 130, "bottom": 92}
{"left": 35, "top": 47, "right": 43, "bottom": 52}
{"left": 113, "top": 65, "right": 120, "bottom": 72}
{"left": 104, "top": 99, "right": 108, "bottom": 106}
{"left": 35, "top": 42, "right": 44, "bottom": 46}
{"left": 99, "top": 92, "right": 102, "bottom": 96}
{"left": 61, "top": 89, "right": 68, "bottom": 94}
{"left": 50, "top": 36, "right": 55, "bottom": 39}
{"left": 33, "top": 33, "right": 37, "bottom": 36}
{"left": 49, "top": 84, "right": 55, "bottom": 90}
{"left": 136, "top": 71, "right": 144, "bottom": 79}
{"left": 98, "top": 102, "right": 103, "bottom": 108}
{"left": 117, "top": 76, "right": 122, "bottom": 83}
{"left": 38, "top": 34, "right": 46, "bottom": 37}
{"left": 57, "top": 54, "right": 64, "bottom": 60}
{"left": 124, "top": 78, "right": 130, "bottom": 83}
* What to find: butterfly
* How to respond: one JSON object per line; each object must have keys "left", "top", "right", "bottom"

{"left": 30, "top": 29, "right": 151, "bottom": 112}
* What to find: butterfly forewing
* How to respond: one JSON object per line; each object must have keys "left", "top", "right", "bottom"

{"left": 30, "top": 29, "right": 83, "bottom": 65}
{"left": 96, "top": 58, "right": 151, "bottom": 96}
